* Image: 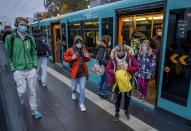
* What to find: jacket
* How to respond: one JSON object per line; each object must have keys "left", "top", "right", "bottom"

{"left": 106, "top": 46, "right": 138, "bottom": 87}
{"left": 5, "top": 31, "right": 37, "bottom": 72}
{"left": 64, "top": 36, "right": 91, "bottom": 79}
{"left": 137, "top": 52, "right": 156, "bottom": 79}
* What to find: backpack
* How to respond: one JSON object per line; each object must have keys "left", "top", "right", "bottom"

{"left": 35, "top": 38, "right": 47, "bottom": 56}
{"left": 112, "top": 69, "right": 132, "bottom": 92}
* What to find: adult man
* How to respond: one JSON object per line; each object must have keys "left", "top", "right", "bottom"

{"left": 1, "top": 25, "right": 12, "bottom": 43}
{"left": 151, "top": 27, "right": 163, "bottom": 84}
{"left": 34, "top": 29, "right": 51, "bottom": 87}
{"left": 5, "top": 17, "right": 42, "bottom": 119}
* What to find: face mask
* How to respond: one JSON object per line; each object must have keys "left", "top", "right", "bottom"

{"left": 157, "top": 32, "right": 162, "bottom": 37}
{"left": 18, "top": 25, "right": 27, "bottom": 33}
{"left": 76, "top": 43, "right": 82, "bottom": 49}
{"left": 142, "top": 45, "right": 147, "bottom": 53}
{"left": 108, "top": 42, "right": 111, "bottom": 46}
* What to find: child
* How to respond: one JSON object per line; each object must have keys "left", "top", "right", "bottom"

{"left": 137, "top": 40, "right": 156, "bottom": 100}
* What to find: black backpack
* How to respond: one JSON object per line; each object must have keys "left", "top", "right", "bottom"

{"left": 35, "top": 38, "right": 47, "bottom": 56}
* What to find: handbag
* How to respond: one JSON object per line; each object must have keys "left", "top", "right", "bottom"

{"left": 91, "top": 49, "right": 106, "bottom": 76}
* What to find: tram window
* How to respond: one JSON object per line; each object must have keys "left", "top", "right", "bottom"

{"left": 102, "top": 17, "right": 113, "bottom": 46}
{"left": 162, "top": 8, "right": 191, "bottom": 106}
{"left": 68, "top": 22, "right": 81, "bottom": 48}
{"left": 84, "top": 20, "right": 98, "bottom": 29}
{"left": 83, "top": 19, "right": 99, "bottom": 58}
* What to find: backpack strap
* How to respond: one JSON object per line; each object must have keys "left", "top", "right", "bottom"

{"left": 10, "top": 33, "right": 15, "bottom": 57}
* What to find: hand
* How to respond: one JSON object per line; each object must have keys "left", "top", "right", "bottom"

{"left": 84, "top": 52, "right": 90, "bottom": 58}
{"left": 72, "top": 54, "right": 77, "bottom": 60}
{"left": 122, "top": 63, "right": 128, "bottom": 70}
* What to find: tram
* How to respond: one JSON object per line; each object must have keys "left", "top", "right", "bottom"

{"left": 30, "top": 0, "right": 191, "bottom": 124}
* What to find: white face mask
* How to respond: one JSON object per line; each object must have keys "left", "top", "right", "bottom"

{"left": 108, "top": 42, "right": 111, "bottom": 46}
{"left": 76, "top": 43, "right": 82, "bottom": 48}
{"left": 157, "top": 32, "right": 162, "bottom": 37}
{"left": 142, "top": 44, "right": 147, "bottom": 53}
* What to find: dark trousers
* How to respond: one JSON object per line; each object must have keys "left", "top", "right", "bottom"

{"left": 115, "top": 87, "right": 131, "bottom": 113}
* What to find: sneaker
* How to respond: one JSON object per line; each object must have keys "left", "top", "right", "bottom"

{"left": 72, "top": 93, "right": 76, "bottom": 100}
{"left": 42, "top": 82, "right": 47, "bottom": 87}
{"left": 32, "top": 109, "right": 42, "bottom": 120}
{"left": 114, "top": 113, "right": 119, "bottom": 122}
{"left": 125, "top": 110, "right": 130, "bottom": 120}
{"left": 80, "top": 103, "right": 86, "bottom": 112}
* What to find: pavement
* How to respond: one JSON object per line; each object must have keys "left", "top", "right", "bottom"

{"left": 23, "top": 63, "right": 191, "bottom": 131}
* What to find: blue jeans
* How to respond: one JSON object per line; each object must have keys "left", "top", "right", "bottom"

{"left": 37, "top": 57, "right": 48, "bottom": 84}
{"left": 71, "top": 76, "right": 86, "bottom": 104}
{"left": 99, "top": 72, "right": 109, "bottom": 95}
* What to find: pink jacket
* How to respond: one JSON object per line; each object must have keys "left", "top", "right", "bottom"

{"left": 106, "top": 55, "right": 138, "bottom": 87}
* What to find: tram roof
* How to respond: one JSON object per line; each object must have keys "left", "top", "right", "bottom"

{"left": 60, "top": 0, "right": 163, "bottom": 23}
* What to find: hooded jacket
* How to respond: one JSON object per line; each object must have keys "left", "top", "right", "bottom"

{"left": 106, "top": 45, "right": 138, "bottom": 87}
{"left": 64, "top": 36, "right": 91, "bottom": 79}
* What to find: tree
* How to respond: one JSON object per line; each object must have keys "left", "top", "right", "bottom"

{"left": 46, "top": 0, "right": 90, "bottom": 17}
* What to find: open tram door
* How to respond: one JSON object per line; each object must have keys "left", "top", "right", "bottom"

{"left": 51, "top": 23, "right": 61, "bottom": 64}
{"left": 117, "top": 2, "right": 164, "bottom": 107}
{"left": 157, "top": 0, "right": 191, "bottom": 122}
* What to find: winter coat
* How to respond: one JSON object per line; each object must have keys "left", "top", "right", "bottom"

{"left": 5, "top": 31, "right": 37, "bottom": 72}
{"left": 137, "top": 52, "right": 156, "bottom": 79}
{"left": 106, "top": 46, "right": 138, "bottom": 87}
{"left": 64, "top": 36, "right": 91, "bottom": 79}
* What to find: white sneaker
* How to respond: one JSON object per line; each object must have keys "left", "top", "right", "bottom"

{"left": 72, "top": 93, "right": 76, "bottom": 100}
{"left": 80, "top": 103, "right": 86, "bottom": 112}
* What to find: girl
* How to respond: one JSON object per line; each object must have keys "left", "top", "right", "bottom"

{"left": 137, "top": 40, "right": 156, "bottom": 100}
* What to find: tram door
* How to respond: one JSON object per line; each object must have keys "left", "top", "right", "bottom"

{"left": 157, "top": 0, "right": 191, "bottom": 121}
{"left": 52, "top": 24, "right": 61, "bottom": 64}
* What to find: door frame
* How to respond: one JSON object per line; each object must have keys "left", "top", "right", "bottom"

{"left": 157, "top": 0, "right": 191, "bottom": 121}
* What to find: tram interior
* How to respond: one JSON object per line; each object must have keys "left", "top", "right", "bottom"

{"left": 52, "top": 24, "right": 61, "bottom": 64}
{"left": 118, "top": 12, "right": 164, "bottom": 105}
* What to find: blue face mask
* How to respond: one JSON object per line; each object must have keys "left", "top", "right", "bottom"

{"left": 76, "top": 43, "right": 82, "bottom": 49}
{"left": 18, "top": 25, "right": 27, "bottom": 33}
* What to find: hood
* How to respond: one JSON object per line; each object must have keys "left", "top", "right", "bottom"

{"left": 73, "top": 35, "right": 83, "bottom": 46}
{"left": 96, "top": 41, "right": 107, "bottom": 48}
{"left": 110, "top": 45, "right": 135, "bottom": 59}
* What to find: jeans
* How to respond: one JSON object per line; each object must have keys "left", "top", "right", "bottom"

{"left": 71, "top": 76, "right": 86, "bottom": 104}
{"left": 13, "top": 68, "right": 37, "bottom": 111}
{"left": 99, "top": 72, "right": 109, "bottom": 95}
{"left": 37, "top": 57, "right": 48, "bottom": 85}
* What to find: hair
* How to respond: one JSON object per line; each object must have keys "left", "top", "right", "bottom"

{"left": 156, "top": 27, "right": 163, "bottom": 31}
{"left": 102, "top": 35, "right": 111, "bottom": 44}
{"left": 142, "top": 39, "right": 150, "bottom": 47}
{"left": 14, "top": 17, "right": 28, "bottom": 27}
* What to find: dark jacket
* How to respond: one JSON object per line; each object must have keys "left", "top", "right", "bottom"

{"left": 35, "top": 35, "right": 51, "bottom": 57}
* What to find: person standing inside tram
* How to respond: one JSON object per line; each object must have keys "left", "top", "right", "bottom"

{"left": 137, "top": 40, "right": 156, "bottom": 100}
{"left": 107, "top": 44, "right": 138, "bottom": 121}
{"left": 96, "top": 35, "right": 112, "bottom": 99}
{"left": 64, "top": 36, "right": 91, "bottom": 112}
{"left": 130, "top": 29, "right": 143, "bottom": 58}
{"left": 151, "top": 27, "right": 163, "bottom": 84}
{"left": 5, "top": 17, "right": 42, "bottom": 119}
